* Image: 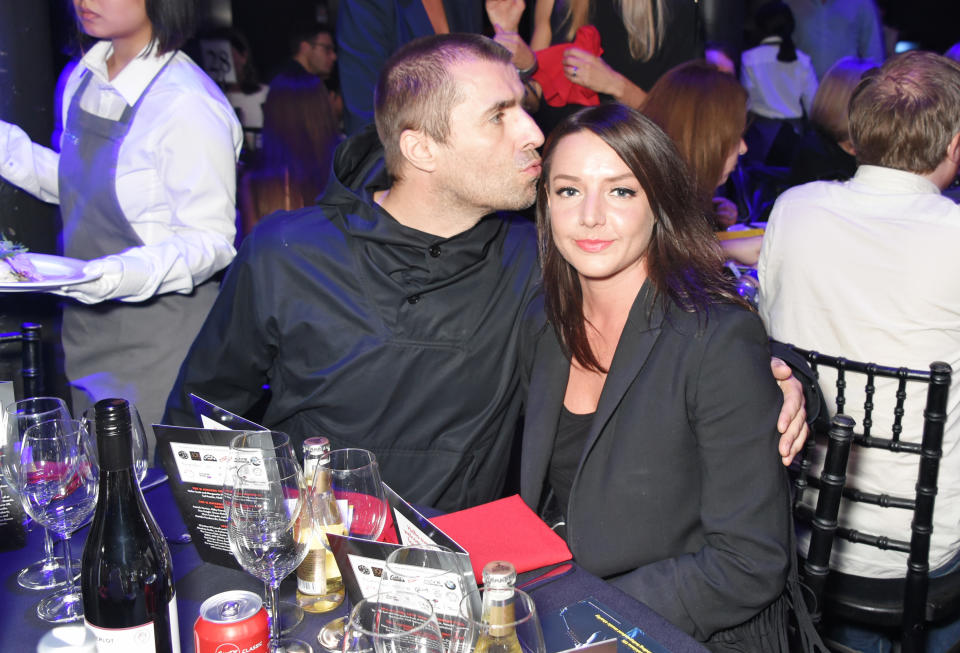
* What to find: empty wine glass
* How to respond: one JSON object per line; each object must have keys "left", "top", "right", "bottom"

{"left": 450, "top": 588, "right": 545, "bottom": 653}
{"left": 2, "top": 397, "right": 80, "bottom": 590}
{"left": 380, "top": 545, "right": 469, "bottom": 642}
{"left": 225, "top": 430, "right": 304, "bottom": 633}
{"left": 228, "top": 456, "right": 312, "bottom": 653}
{"left": 80, "top": 404, "right": 148, "bottom": 484}
{"left": 19, "top": 418, "right": 99, "bottom": 623}
{"left": 315, "top": 448, "right": 388, "bottom": 652}
{"left": 343, "top": 591, "right": 445, "bottom": 653}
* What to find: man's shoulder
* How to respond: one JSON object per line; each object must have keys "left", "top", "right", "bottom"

{"left": 246, "top": 205, "right": 348, "bottom": 256}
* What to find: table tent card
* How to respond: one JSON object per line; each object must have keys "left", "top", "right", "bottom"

{"left": 154, "top": 395, "right": 479, "bottom": 629}
{"left": 0, "top": 381, "right": 28, "bottom": 551}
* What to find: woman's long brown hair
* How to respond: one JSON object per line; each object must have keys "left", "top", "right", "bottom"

{"left": 536, "top": 103, "right": 747, "bottom": 373}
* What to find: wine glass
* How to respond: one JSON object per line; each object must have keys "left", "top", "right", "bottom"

{"left": 380, "top": 545, "right": 469, "bottom": 641}
{"left": 228, "top": 457, "right": 312, "bottom": 653}
{"left": 18, "top": 418, "right": 99, "bottom": 622}
{"left": 2, "top": 397, "right": 80, "bottom": 590}
{"left": 225, "top": 430, "right": 304, "bottom": 632}
{"left": 343, "top": 591, "right": 445, "bottom": 653}
{"left": 80, "top": 403, "right": 148, "bottom": 484}
{"left": 451, "top": 588, "right": 545, "bottom": 653}
{"left": 315, "top": 448, "right": 388, "bottom": 652}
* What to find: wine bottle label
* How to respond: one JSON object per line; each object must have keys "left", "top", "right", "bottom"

{"left": 85, "top": 618, "right": 156, "bottom": 650}
{"left": 169, "top": 595, "right": 182, "bottom": 653}
{"left": 84, "top": 597, "right": 181, "bottom": 653}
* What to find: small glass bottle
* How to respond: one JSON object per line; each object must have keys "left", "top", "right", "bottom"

{"left": 474, "top": 561, "right": 523, "bottom": 653}
{"left": 297, "top": 437, "right": 346, "bottom": 613}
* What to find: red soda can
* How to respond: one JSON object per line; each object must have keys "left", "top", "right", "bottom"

{"left": 195, "top": 590, "right": 270, "bottom": 653}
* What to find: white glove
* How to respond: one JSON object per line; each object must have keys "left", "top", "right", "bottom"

{"left": 51, "top": 256, "right": 124, "bottom": 304}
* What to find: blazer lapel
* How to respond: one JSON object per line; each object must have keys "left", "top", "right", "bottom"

{"left": 521, "top": 326, "right": 569, "bottom": 510}
{"left": 579, "top": 284, "right": 665, "bottom": 467}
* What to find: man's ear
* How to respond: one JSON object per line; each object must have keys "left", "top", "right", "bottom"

{"left": 947, "top": 132, "right": 960, "bottom": 166}
{"left": 398, "top": 128, "right": 437, "bottom": 173}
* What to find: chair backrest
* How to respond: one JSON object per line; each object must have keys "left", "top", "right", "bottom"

{"left": 779, "top": 342, "right": 952, "bottom": 650}
{"left": 0, "top": 322, "right": 43, "bottom": 399}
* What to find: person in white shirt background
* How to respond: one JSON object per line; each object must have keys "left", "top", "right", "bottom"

{"left": 740, "top": 1, "right": 818, "bottom": 165}
{"left": 0, "top": 0, "right": 242, "bottom": 459}
{"left": 759, "top": 50, "right": 960, "bottom": 652}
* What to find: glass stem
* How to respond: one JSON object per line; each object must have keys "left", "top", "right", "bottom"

{"left": 43, "top": 527, "right": 56, "bottom": 566}
{"left": 62, "top": 534, "right": 76, "bottom": 596}
{"left": 263, "top": 581, "right": 273, "bottom": 608}
{"left": 269, "top": 582, "right": 281, "bottom": 651}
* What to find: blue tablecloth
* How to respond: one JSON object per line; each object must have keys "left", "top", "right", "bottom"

{"left": 0, "top": 474, "right": 706, "bottom": 652}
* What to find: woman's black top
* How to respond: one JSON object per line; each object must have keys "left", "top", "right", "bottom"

{"left": 547, "top": 405, "right": 596, "bottom": 520}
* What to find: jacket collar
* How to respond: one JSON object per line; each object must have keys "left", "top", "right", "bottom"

{"left": 522, "top": 281, "right": 666, "bottom": 509}
{"left": 323, "top": 124, "right": 506, "bottom": 287}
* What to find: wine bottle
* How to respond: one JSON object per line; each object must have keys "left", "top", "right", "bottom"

{"left": 474, "top": 561, "right": 523, "bottom": 653}
{"left": 296, "top": 436, "right": 346, "bottom": 613}
{"left": 80, "top": 398, "right": 180, "bottom": 653}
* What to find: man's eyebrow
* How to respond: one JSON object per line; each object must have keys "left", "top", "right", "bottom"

{"left": 483, "top": 97, "right": 517, "bottom": 118}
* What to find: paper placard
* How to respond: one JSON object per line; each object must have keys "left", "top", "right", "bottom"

{"left": 157, "top": 393, "right": 480, "bottom": 625}
{"left": 155, "top": 424, "right": 244, "bottom": 570}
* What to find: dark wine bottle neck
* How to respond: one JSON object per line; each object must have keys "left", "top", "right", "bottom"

{"left": 97, "top": 429, "right": 134, "bottom": 472}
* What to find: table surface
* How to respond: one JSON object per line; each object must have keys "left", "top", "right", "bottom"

{"left": 0, "top": 472, "right": 707, "bottom": 653}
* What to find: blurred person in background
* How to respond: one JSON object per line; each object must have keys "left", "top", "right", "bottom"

{"left": 740, "top": 1, "right": 818, "bottom": 166}
{"left": 786, "top": 57, "right": 879, "bottom": 187}
{"left": 784, "top": 0, "right": 884, "bottom": 78}
{"left": 337, "top": 0, "right": 483, "bottom": 136}
{"left": 486, "top": 0, "right": 703, "bottom": 135}
{"left": 238, "top": 73, "right": 340, "bottom": 238}
{"left": 759, "top": 51, "right": 960, "bottom": 652}
{"left": 0, "top": 0, "right": 242, "bottom": 459}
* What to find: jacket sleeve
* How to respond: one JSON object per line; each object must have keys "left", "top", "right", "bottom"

{"left": 163, "top": 229, "right": 276, "bottom": 426}
{"left": 337, "top": 0, "right": 396, "bottom": 136}
{"left": 609, "top": 310, "right": 791, "bottom": 640}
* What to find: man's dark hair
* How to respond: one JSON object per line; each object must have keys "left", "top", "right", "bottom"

{"left": 288, "top": 22, "right": 331, "bottom": 56}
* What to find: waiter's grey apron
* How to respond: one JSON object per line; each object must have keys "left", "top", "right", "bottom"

{"left": 58, "top": 63, "right": 220, "bottom": 458}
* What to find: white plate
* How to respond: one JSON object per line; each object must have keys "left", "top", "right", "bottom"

{"left": 0, "top": 253, "right": 101, "bottom": 293}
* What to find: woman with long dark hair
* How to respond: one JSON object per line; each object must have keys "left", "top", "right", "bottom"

{"left": 522, "top": 103, "right": 801, "bottom": 650}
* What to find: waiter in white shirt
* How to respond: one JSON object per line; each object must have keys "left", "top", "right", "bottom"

{"left": 0, "top": 0, "right": 242, "bottom": 458}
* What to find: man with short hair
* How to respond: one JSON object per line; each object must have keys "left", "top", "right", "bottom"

{"left": 278, "top": 23, "right": 337, "bottom": 80}
{"left": 168, "top": 34, "right": 806, "bottom": 511}
{"left": 759, "top": 50, "right": 960, "bottom": 651}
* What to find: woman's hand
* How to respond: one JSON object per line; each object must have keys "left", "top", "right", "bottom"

{"left": 493, "top": 30, "right": 537, "bottom": 72}
{"left": 561, "top": 47, "right": 617, "bottom": 94}
{"left": 561, "top": 48, "right": 647, "bottom": 107}
{"left": 713, "top": 196, "right": 738, "bottom": 228}
{"left": 485, "top": 0, "right": 525, "bottom": 33}
{"left": 771, "top": 357, "right": 808, "bottom": 466}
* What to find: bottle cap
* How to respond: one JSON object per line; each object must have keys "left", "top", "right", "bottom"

{"left": 303, "top": 437, "right": 331, "bottom": 459}
{"left": 93, "top": 398, "right": 133, "bottom": 472}
{"left": 36, "top": 626, "right": 97, "bottom": 653}
{"left": 482, "top": 560, "right": 516, "bottom": 589}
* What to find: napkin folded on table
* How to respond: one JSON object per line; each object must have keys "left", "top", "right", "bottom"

{"left": 429, "top": 494, "right": 572, "bottom": 584}
{"left": 531, "top": 25, "right": 604, "bottom": 107}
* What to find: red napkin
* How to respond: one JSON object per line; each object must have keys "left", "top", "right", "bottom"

{"left": 429, "top": 494, "right": 572, "bottom": 584}
{"left": 532, "top": 25, "right": 604, "bottom": 107}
